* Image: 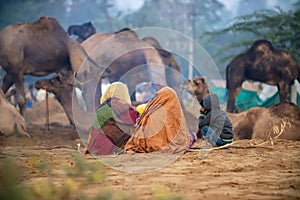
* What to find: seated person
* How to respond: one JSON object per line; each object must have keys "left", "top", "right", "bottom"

{"left": 197, "top": 94, "right": 234, "bottom": 147}
{"left": 86, "top": 82, "right": 138, "bottom": 155}
{"left": 124, "top": 87, "right": 190, "bottom": 154}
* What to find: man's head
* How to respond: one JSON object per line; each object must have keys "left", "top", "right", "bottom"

{"left": 200, "top": 94, "right": 220, "bottom": 112}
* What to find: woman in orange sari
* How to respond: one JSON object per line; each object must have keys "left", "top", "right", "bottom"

{"left": 125, "top": 87, "right": 189, "bottom": 154}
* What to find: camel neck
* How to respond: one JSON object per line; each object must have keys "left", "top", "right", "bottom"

{"left": 195, "top": 89, "right": 210, "bottom": 104}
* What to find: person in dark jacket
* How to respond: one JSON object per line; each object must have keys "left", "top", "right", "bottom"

{"left": 197, "top": 94, "right": 234, "bottom": 147}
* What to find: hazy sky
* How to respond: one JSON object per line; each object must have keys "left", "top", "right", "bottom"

{"left": 114, "top": 0, "right": 144, "bottom": 12}
{"left": 113, "top": 0, "right": 298, "bottom": 18}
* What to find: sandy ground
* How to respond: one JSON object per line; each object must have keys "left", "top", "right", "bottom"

{"left": 0, "top": 99, "right": 300, "bottom": 199}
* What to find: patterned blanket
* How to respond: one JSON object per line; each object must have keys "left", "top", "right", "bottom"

{"left": 87, "top": 98, "right": 138, "bottom": 155}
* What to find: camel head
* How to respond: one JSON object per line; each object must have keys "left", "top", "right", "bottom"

{"left": 180, "top": 76, "right": 210, "bottom": 103}
{"left": 67, "top": 22, "right": 96, "bottom": 41}
{"left": 34, "top": 69, "right": 74, "bottom": 95}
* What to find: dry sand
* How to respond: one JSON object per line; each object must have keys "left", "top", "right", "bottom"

{"left": 0, "top": 99, "right": 299, "bottom": 199}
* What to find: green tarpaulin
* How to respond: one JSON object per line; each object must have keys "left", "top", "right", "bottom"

{"left": 210, "top": 87, "right": 300, "bottom": 111}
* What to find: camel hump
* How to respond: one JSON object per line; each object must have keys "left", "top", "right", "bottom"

{"left": 114, "top": 28, "right": 139, "bottom": 40}
{"left": 142, "top": 37, "right": 162, "bottom": 49}
{"left": 33, "top": 16, "right": 66, "bottom": 34}
{"left": 248, "top": 39, "right": 274, "bottom": 54}
{"left": 114, "top": 27, "right": 132, "bottom": 34}
{"left": 33, "top": 16, "right": 59, "bottom": 27}
{"left": 1, "top": 16, "right": 65, "bottom": 39}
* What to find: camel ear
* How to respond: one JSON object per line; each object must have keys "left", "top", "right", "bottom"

{"left": 199, "top": 77, "right": 206, "bottom": 83}
{"left": 194, "top": 76, "right": 205, "bottom": 85}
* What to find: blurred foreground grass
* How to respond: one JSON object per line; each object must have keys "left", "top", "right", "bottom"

{"left": 0, "top": 151, "right": 183, "bottom": 200}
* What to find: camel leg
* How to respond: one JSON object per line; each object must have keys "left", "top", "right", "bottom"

{"left": 290, "top": 84, "right": 297, "bottom": 104}
{"left": 277, "top": 82, "right": 290, "bottom": 103}
{"left": 1, "top": 73, "right": 14, "bottom": 94}
{"left": 227, "top": 86, "right": 242, "bottom": 113}
{"left": 14, "top": 75, "right": 26, "bottom": 115}
{"left": 80, "top": 79, "right": 98, "bottom": 112}
{"left": 14, "top": 123, "right": 31, "bottom": 138}
{"left": 94, "top": 80, "right": 102, "bottom": 109}
{"left": 127, "top": 84, "right": 136, "bottom": 102}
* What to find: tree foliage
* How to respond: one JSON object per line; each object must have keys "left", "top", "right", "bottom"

{"left": 123, "top": 0, "right": 225, "bottom": 36}
{"left": 202, "top": 6, "right": 300, "bottom": 65}
{"left": 0, "top": 0, "right": 122, "bottom": 31}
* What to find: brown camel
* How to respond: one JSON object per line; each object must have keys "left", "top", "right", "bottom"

{"left": 0, "top": 16, "right": 99, "bottom": 115}
{"left": 226, "top": 39, "right": 300, "bottom": 113}
{"left": 33, "top": 28, "right": 183, "bottom": 129}
{"left": 34, "top": 69, "right": 95, "bottom": 132}
{"left": 142, "top": 37, "right": 181, "bottom": 89}
{"left": 182, "top": 76, "right": 300, "bottom": 141}
{"left": 227, "top": 103, "right": 300, "bottom": 141}
{"left": 179, "top": 76, "right": 210, "bottom": 103}
{"left": 34, "top": 69, "right": 75, "bottom": 125}
{"left": 76, "top": 28, "right": 181, "bottom": 110}
{"left": 0, "top": 89, "right": 31, "bottom": 138}
{"left": 65, "top": 25, "right": 182, "bottom": 94}
{"left": 67, "top": 21, "right": 96, "bottom": 43}
{"left": 35, "top": 72, "right": 199, "bottom": 133}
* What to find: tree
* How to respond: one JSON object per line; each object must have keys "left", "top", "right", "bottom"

{"left": 123, "top": 0, "right": 224, "bottom": 36}
{"left": 202, "top": 5, "right": 300, "bottom": 69}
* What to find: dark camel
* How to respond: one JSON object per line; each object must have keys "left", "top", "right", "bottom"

{"left": 0, "top": 16, "right": 99, "bottom": 115}
{"left": 226, "top": 39, "right": 300, "bottom": 113}
{"left": 67, "top": 21, "right": 96, "bottom": 43}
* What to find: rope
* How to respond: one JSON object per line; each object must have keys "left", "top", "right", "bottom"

{"left": 188, "top": 117, "right": 292, "bottom": 159}
{"left": 250, "top": 117, "right": 291, "bottom": 146}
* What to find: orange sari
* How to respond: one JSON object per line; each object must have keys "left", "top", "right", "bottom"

{"left": 125, "top": 87, "right": 189, "bottom": 154}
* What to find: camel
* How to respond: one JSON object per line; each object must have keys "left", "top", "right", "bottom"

{"left": 35, "top": 71, "right": 199, "bottom": 133}
{"left": 0, "top": 89, "right": 31, "bottom": 138}
{"left": 34, "top": 68, "right": 98, "bottom": 133}
{"left": 227, "top": 103, "right": 300, "bottom": 141}
{"left": 67, "top": 22, "right": 96, "bottom": 43}
{"left": 32, "top": 27, "right": 183, "bottom": 129}
{"left": 65, "top": 24, "right": 182, "bottom": 94}
{"left": 76, "top": 28, "right": 181, "bottom": 110}
{"left": 226, "top": 39, "right": 300, "bottom": 113}
{"left": 34, "top": 68, "right": 76, "bottom": 125}
{"left": 181, "top": 76, "right": 300, "bottom": 141}
{"left": 0, "top": 16, "right": 100, "bottom": 115}
{"left": 179, "top": 76, "right": 210, "bottom": 103}
{"left": 142, "top": 37, "right": 181, "bottom": 89}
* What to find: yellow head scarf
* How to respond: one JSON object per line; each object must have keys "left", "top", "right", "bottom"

{"left": 136, "top": 103, "right": 147, "bottom": 116}
{"left": 100, "top": 82, "right": 131, "bottom": 105}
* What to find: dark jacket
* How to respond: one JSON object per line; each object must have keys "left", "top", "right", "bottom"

{"left": 198, "top": 94, "right": 234, "bottom": 139}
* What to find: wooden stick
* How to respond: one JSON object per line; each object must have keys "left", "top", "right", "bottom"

{"left": 43, "top": 86, "right": 50, "bottom": 133}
